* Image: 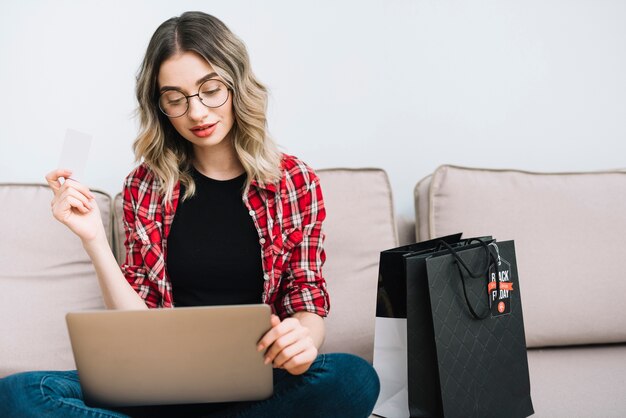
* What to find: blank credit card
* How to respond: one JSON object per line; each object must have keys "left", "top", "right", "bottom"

{"left": 58, "top": 128, "right": 92, "bottom": 182}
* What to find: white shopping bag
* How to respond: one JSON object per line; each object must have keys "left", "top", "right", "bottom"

{"left": 372, "top": 317, "right": 409, "bottom": 418}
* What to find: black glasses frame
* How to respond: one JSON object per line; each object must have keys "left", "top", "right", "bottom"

{"left": 158, "top": 79, "right": 230, "bottom": 118}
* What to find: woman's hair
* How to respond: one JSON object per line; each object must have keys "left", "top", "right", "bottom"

{"left": 134, "top": 11, "right": 282, "bottom": 203}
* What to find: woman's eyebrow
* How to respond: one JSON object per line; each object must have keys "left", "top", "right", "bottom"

{"left": 196, "top": 72, "right": 218, "bottom": 85}
{"left": 159, "top": 72, "right": 218, "bottom": 92}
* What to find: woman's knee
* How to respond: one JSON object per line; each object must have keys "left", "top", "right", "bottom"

{"left": 0, "top": 370, "right": 81, "bottom": 416}
{"left": 338, "top": 353, "right": 380, "bottom": 401}
{"left": 0, "top": 371, "right": 46, "bottom": 397}
{"left": 314, "top": 353, "right": 381, "bottom": 416}
{"left": 0, "top": 371, "right": 47, "bottom": 415}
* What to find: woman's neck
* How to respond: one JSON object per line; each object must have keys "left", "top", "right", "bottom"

{"left": 191, "top": 140, "right": 245, "bottom": 180}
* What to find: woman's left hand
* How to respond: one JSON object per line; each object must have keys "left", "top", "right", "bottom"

{"left": 257, "top": 314, "right": 318, "bottom": 376}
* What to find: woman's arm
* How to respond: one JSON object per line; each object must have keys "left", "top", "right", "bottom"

{"left": 257, "top": 160, "right": 331, "bottom": 375}
{"left": 274, "top": 164, "right": 330, "bottom": 319}
{"left": 46, "top": 169, "right": 147, "bottom": 310}
{"left": 82, "top": 231, "right": 148, "bottom": 310}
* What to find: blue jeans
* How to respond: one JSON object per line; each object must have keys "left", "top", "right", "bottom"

{"left": 0, "top": 353, "right": 379, "bottom": 417}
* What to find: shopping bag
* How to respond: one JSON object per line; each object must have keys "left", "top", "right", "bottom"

{"left": 408, "top": 239, "right": 534, "bottom": 418}
{"left": 374, "top": 236, "right": 534, "bottom": 418}
{"left": 373, "top": 234, "right": 462, "bottom": 417}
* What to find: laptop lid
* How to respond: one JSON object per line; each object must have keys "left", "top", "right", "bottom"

{"left": 66, "top": 304, "right": 273, "bottom": 407}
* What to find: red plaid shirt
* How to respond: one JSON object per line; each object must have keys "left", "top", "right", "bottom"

{"left": 120, "top": 154, "right": 330, "bottom": 319}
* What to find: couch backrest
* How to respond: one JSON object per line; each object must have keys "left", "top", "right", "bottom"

{"left": 316, "top": 169, "right": 398, "bottom": 361}
{"left": 415, "top": 165, "right": 626, "bottom": 348}
{"left": 112, "top": 168, "right": 397, "bottom": 362}
{"left": 0, "top": 184, "right": 108, "bottom": 377}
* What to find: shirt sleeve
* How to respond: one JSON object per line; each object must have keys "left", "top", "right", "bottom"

{"left": 120, "top": 172, "right": 163, "bottom": 309}
{"left": 276, "top": 168, "right": 331, "bottom": 319}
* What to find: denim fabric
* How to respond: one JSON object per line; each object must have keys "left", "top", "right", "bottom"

{"left": 0, "top": 353, "right": 379, "bottom": 418}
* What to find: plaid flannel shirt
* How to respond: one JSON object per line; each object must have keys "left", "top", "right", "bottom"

{"left": 120, "top": 154, "right": 330, "bottom": 319}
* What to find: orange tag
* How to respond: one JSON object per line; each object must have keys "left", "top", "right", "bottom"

{"left": 487, "top": 282, "right": 514, "bottom": 292}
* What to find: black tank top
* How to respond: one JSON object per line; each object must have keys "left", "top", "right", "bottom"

{"left": 166, "top": 167, "right": 264, "bottom": 307}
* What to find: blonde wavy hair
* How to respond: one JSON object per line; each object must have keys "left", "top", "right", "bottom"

{"left": 134, "top": 11, "right": 282, "bottom": 204}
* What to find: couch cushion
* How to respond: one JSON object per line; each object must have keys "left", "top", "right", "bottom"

{"left": 414, "top": 166, "right": 626, "bottom": 348}
{"left": 0, "top": 184, "right": 109, "bottom": 377}
{"left": 112, "top": 168, "right": 397, "bottom": 362}
{"left": 317, "top": 169, "right": 397, "bottom": 361}
{"left": 527, "top": 344, "right": 626, "bottom": 417}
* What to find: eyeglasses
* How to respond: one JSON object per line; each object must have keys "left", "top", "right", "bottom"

{"left": 158, "top": 79, "right": 230, "bottom": 118}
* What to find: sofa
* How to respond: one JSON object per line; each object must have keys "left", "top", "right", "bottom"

{"left": 1, "top": 165, "right": 625, "bottom": 417}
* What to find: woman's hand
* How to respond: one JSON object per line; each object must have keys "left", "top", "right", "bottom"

{"left": 45, "top": 169, "right": 103, "bottom": 243}
{"left": 257, "top": 314, "right": 318, "bottom": 376}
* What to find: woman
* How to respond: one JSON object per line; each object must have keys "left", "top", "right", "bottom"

{"left": 0, "top": 11, "right": 379, "bottom": 418}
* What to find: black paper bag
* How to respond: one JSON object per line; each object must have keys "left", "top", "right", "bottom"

{"left": 373, "top": 234, "right": 462, "bottom": 417}
{"left": 377, "top": 234, "right": 462, "bottom": 319}
{"left": 407, "top": 239, "right": 534, "bottom": 418}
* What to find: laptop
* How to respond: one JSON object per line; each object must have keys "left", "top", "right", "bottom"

{"left": 65, "top": 304, "right": 273, "bottom": 407}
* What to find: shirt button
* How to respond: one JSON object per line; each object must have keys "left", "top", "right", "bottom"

{"left": 263, "top": 274, "right": 270, "bottom": 281}
{"left": 248, "top": 210, "right": 255, "bottom": 216}
{"left": 259, "top": 238, "right": 266, "bottom": 244}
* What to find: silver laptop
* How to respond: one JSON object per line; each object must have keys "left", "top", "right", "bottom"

{"left": 66, "top": 304, "right": 273, "bottom": 407}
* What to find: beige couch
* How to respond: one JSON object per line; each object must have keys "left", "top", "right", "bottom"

{"left": 1, "top": 165, "right": 625, "bottom": 417}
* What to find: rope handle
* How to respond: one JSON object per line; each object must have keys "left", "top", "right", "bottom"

{"left": 437, "top": 239, "right": 500, "bottom": 320}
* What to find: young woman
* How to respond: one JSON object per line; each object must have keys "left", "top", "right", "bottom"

{"left": 0, "top": 11, "right": 379, "bottom": 418}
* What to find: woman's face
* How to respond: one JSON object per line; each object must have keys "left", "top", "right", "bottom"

{"left": 157, "top": 51, "right": 235, "bottom": 151}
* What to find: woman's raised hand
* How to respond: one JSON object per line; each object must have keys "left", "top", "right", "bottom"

{"left": 45, "top": 169, "right": 103, "bottom": 243}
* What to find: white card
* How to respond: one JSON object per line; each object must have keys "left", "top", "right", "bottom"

{"left": 58, "top": 128, "right": 92, "bottom": 182}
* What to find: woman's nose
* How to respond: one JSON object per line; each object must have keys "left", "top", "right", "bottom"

{"left": 187, "top": 95, "right": 210, "bottom": 121}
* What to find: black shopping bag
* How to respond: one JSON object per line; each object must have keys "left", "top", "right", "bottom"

{"left": 406, "top": 239, "right": 534, "bottom": 418}
{"left": 377, "top": 234, "right": 462, "bottom": 319}
{"left": 373, "top": 234, "right": 463, "bottom": 417}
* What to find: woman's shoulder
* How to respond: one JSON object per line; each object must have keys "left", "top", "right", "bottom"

{"left": 279, "top": 153, "right": 320, "bottom": 190}
{"left": 123, "top": 161, "right": 158, "bottom": 189}
{"left": 122, "top": 162, "right": 166, "bottom": 206}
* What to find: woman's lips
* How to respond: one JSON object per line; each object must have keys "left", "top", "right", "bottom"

{"left": 190, "top": 123, "right": 217, "bottom": 138}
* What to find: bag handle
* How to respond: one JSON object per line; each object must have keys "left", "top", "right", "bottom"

{"left": 437, "top": 239, "right": 500, "bottom": 320}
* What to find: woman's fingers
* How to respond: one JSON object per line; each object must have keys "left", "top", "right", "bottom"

{"left": 281, "top": 348, "right": 317, "bottom": 375}
{"left": 59, "top": 187, "right": 93, "bottom": 212}
{"left": 51, "top": 189, "right": 94, "bottom": 223}
{"left": 46, "top": 169, "right": 96, "bottom": 211}
{"left": 45, "top": 169, "right": 73, "bottom": 194}
{"left": 256, "top": 315, "right": 287, "bottom": 352}
{"left": 271, "top": 337, "right": 315, "bottom": 370}
{"left": 54, "top": 195, "right": 90, "bottom": 220}
{"left": 45, "top": 169, "right": 102, "bottom": 242}
{"left": 256, "top": 315, "right": 316, "bottom": 374}
{"left": 45, "top": 169, "right": 96, "bottom": 200}
{"left": 263, "top": 330, "right": 301, "bottom": 365}
{"left": 60, "top": 179, "right": 96, "bottom": 201}
{"left": 263, "top": 326, "right": 308, "bottom": 365}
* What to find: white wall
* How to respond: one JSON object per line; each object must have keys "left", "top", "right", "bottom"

{"left": 1, "top": 0, "right": 625, "bottom": 226}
